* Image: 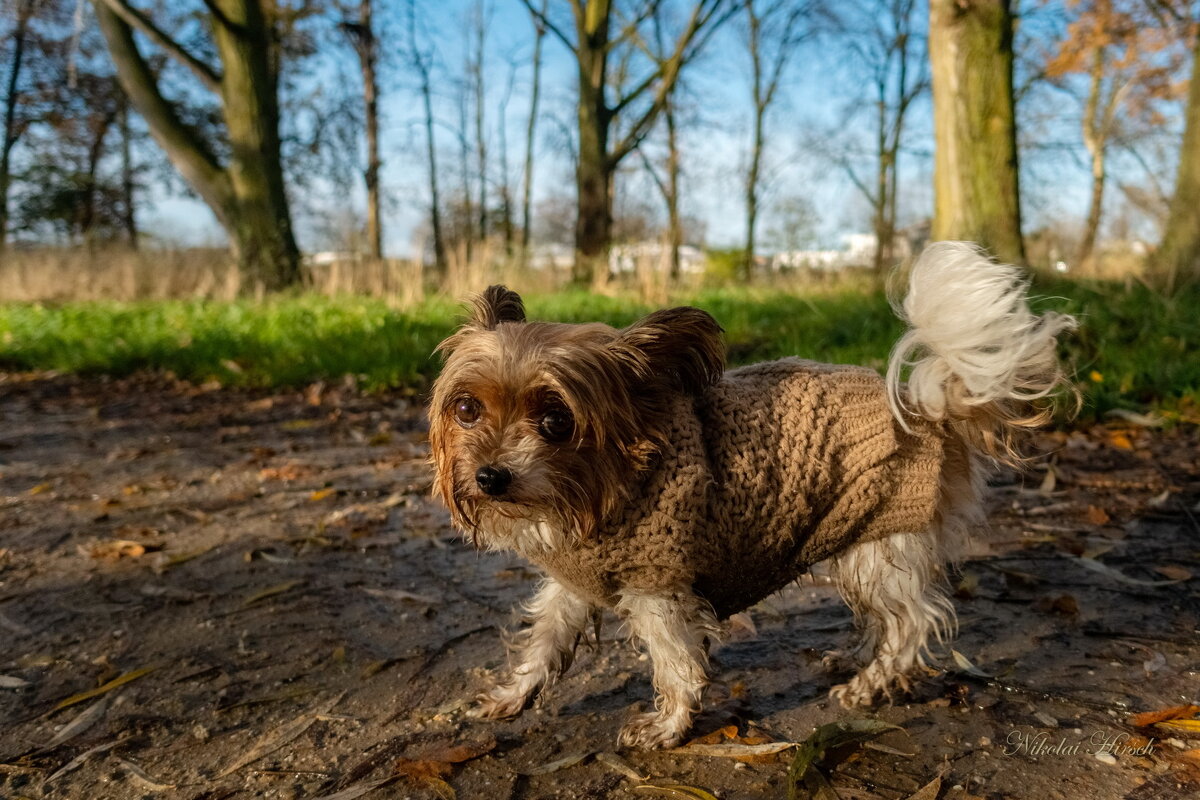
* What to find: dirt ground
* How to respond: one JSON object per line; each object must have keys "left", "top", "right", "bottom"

{"left": 1, "top": 374, "right": 1198, "bottom": 800}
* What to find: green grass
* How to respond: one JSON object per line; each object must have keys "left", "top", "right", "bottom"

{"left": 0, "top": 279, "right": 1196, "bottom": 420}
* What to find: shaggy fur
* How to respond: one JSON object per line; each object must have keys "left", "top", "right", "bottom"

{"left": 429, "top": 242, "right": 1074, "bottom": 749}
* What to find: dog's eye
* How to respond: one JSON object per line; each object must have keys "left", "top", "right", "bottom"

{"left": 538, "top": 408, "right": 574, "bottom": 442}
{"left": 454, "top": 396, "right": 482, "bottom": 428}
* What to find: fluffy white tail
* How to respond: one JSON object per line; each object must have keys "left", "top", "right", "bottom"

{"left": 885, "top": 242, "right": 1075, "bottom": 464}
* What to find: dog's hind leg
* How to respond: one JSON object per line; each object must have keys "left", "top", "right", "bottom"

{"left": 615, "top": 590, "right": 720, "bottom": 750}
{"left": 472, "top": 577, "right": 593, "bottom": 719}
{"left": 828, "top": 530, "right": 957, "bottom": 707}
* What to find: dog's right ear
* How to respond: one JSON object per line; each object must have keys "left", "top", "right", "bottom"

{"left": 469, "top": 285, "right": 526, "bottom": 330}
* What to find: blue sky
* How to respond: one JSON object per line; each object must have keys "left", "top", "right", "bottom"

{"left": 139, "top": 0, "right": 1185, "bottom": 257}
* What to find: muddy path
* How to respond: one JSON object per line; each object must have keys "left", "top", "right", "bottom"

{"left": 0, "top": 374, "right": 1198, "bottom": 800}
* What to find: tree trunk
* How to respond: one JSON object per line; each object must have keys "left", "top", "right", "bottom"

{"left": 664, "top": 99, "right": 681, "bottom": 281}
{"left": 930, "top": 0, "right": 1024, "bottom": 264}
{"left": 356, "top": 0, "right": 382, "bottom": 259}
{"left": 210, "top": 0, "right": 299, "bottom": 288}
{"left": 0, "top": 4, "right": 31, "bottom": 254}
{"left": 1154, "top": 33, "right": 1200, "bottom": 292}
{"left": 94, "top": 0, "right": 300, "bottom": 288}
{"left": 119, "top": 98, "right": 138, "bottom": 248}
{"left": 471, "top": 4, "right": 488, "bottom": 245}
{"left": 575, "top": 21, "right": 612, "bottom": 284}
{"left": 520, "top": 0, "right": 546, "bottom": 261}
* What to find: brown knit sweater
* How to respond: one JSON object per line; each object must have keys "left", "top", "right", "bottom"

{"left": 536, "top": 358, "right": 947, "bottom": 619}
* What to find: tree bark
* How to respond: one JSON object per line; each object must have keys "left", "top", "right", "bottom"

{"left": 520, "top": 0, "right": 547, "bottom": 261}
{"left": 1153, "top": 32, "right": 1200, "bottom": 291}
{"left": 664, "top": 98, "right": 682, "bottom": 280}
{"left": 930, "top": 0, "right": 1024, "bottom": 264}
{"left": 352, "top": 0, "right": 382, "bottom": 259}
{"left": 471, "top": 3, "right": 488, "bottom": 244}
{"left": 93, "top": 0, "right": 300, "bottom": 288}
{"left": 119, "top": 98, "right": 138, "bottom": 248}
{"left": 1, "top": 2, "right": 32, "bottom": 254}
{"left": 406, "top": 0, "right": 445, "bottom": 273}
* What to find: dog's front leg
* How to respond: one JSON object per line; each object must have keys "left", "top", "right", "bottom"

{"left": 616, "top": 590, "right": 716, "bottom": 750}
{"left": 473, "top": 578, "right": 592, "bottom": 719}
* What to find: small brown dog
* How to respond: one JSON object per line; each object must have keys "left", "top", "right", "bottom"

{"left": 429, "top": 242, "right": 1074, "bottom": 749}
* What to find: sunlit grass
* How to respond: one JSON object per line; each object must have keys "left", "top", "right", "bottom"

{"left": 0, "top": 278, "right": 1196, "bottom": 420}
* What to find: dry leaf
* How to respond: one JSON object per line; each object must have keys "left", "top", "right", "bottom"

{"left": 1108, "top": 431, "right": 1134, "bottom": 450}
{"left": 907, "top": 773, "right": 943, "bottom": 800}
{"left": 595, "top": 751, "right": 646, "bottom": 782}
{"left": 117, "top": 757, "right": 175, "bottom": 790}
{"left": 51, "top": 665, "right": 156, "bottom": 713}
{"left": 28, "top": 482, "right": 51, "bottom": 495}
{"left": 216, "top": 692, "right": 344, "bottom": 777}
{"left": 1130, "top": 705, "right": 1200, "bottom": 727}
{"left": 311, "top": 777, "right": 394, "bottom": 800}
{"left": 1036, "top": 594, "right": 1079, "bottom": 616}
{"left": 43, "top": 739, "right": 122, "bottom": 784}
{"left": 310, "top": 488, "right": 337, "bottom": 501}
{"left": 362, "top": 587, "right": 438, "bottom": 605}
{"left": 1155, "top": 719, "right": 1200, "bottom": 735}
{"left": 88, "top": 539, "right": 148, "bottom": 561}
{"left": 1156, "top": 565, "right": 1193, "bottom": 581}
{"left": 40, "top": 695, "right": 112, "bottom": 751}
{"left": 243, "top": 579, "right": 306, "bottom": 606}
{"left": 0, "top": 675, "right": 31, "bottom": 689}
{"left": 520, "top": 752, "right": 591, "bottom": 776}
{"left": 1077, "top": 557, "right": 1184, "bottom": 587}
{"left": 677, "top": 741, "right": 798, "bottom": 758}
{"left": 1085, "top": 506, "right": 1111, "bottom": 526}
{"left": 633, "top": 785, "right": 720, "bottom": 800}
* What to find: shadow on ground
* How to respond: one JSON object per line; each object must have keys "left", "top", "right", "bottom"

{"left": 0, "top": 374, "right": 1198, "bottom": 799}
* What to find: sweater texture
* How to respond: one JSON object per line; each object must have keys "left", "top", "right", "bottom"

{"left": 535, "top": 358, "right": 947, "bottom": 619}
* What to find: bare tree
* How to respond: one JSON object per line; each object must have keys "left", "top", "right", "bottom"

{"left": 522, "top": 0, "right": 734, "bottom": 282}
{"left": 930, "top": 0, "right": 1024, "bottom": 265}
{"left": 469, "top": 0, "right": 488, "bottom": 244}
{"left": 405, "top": 0, "right": 445, "bottom": 272}
{"left": 340, "top": 0, "right": 383, "bottom": 259}
{"left": 834, "top": 0, "right": 926, "bottom": 273}
{"left": 741, "top": 0, "right": 811, "bottom": 278}
{"left": 520, "top": 0, "right": 547, "bottom": 260}
{"left": 1, "top": 0, "right": 43, "bottom": 252}
{"left": 91, "top": 0, "right": 301, "bottom": 287}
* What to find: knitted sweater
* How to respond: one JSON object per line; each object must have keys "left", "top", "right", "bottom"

{"left": 535, "top": 358, "right": 947, "bottom": 619}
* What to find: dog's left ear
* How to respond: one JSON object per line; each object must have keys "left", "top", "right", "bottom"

{"left": 469, "top": 285, "right": 526, "bottom": 329}
{"left": 612, "top": 307, "right": 725, "bottom": 394}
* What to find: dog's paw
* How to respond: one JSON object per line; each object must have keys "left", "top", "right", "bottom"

{"left": 820, "top": 648, "right": 856, "bottom": 673}
{"left": 617, "top": 711, "right": 688, "bottom": 750}
{"left": 468, "top": 685, "right": 532, "bottom": 720}
{"left": 830, "top": 669, "right": 910, "bottom": 709}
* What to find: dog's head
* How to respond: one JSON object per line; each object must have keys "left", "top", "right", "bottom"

{"left": 429, "top": 285, "right": 724, "bottom": 549}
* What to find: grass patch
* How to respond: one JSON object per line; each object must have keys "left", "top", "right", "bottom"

{"left": 0, "top": 279, "right": 1196, "bottom": 419}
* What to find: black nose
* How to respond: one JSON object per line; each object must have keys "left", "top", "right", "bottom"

{"left": 475, "top": 465, "right": 512, "bottom": 496}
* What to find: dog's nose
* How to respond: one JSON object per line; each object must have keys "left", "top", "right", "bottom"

{"left": 475, "top": 465, "right": 512, "bottom": 496}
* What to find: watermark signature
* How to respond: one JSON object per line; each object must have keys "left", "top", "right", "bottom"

{"left": 1004, "top": 730, "right": 1154, "bottom": 757}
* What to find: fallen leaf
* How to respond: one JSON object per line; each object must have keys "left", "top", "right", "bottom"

{"left": 0, "top": 675, "right": 31, "bottom": 689}
{"left": 51, "top": 666, "right": 156, "bottom": 713}
{"left": 1038, "top": 467, "right": 1057, "bottom": 496}
{"left": 1104, "top": 409, "right": 1165, "bottom": 427}
{"left": 217, "top": 691, "right": 344, "bottom": 777}
{"left": 1077, "top": 558, "right": 1185, "bottom": 587}
{"left": 28, "top": 482, "right": 52, "bottom": 495}
{"left": 1156, "top": 566, "right": 1193, "bottom": 582}
{"left": 520, "top": 752, "right": 591, "bottom": 776}
{"left": 951, "top": 650, "right": 992, "bottom": 678}
{"left": 310, "top": 488, "right": 337, "bottom": 501}
{"left": 1130, "top": 705, "right": 1200, "bottom": 727}
{"left": 1036, "top": 594, "right": 1079, "bottom": 617}
{"left": 281, "top": 419, "right": 319, "bottom": 431}
{"left": 907, "top": 773, "right": 943, "bottom": 800}
{"left": 362, "top": 587, "right": 439, "bottom": 605}
{"left": 596, "top": 751, "right": 647, "bottom": 782}
{"left": 419, "top": 735, "right": 497, "bottom": 765}
{"left": 1086, "top": 506, "right": 1111, "bottom": 526}
{"left": 40, "top": 695, "right": 112, "bottom": 751}
{"left": 1179, "top": 749, "right": 1200, "bottom": 767}
{"left": 117, "top": 757, "right": 175, "bottom": 790}
{"left": 243, "top": 579, "right": 306, "bottom": 606}
{"left": 634, "top": 785, "right": 720, "bottom": 800}
{"left": 677, "top": 741, "right": 797, "bottom": 758}
{"left": 43, "top": 739, "right": 122, "bottom": 784}
{"left": 1155, "top": 719, "right": 1200, "bottom": 735}
{"left": 88, "top": 539, "right": 148, "bottom": 561}
{"left": 1108, "top": 431, "right": 1134, "bottom": 450}
{"left": 311, "top": 777, "right": 395, "bottom": 800}
{"left": 787, "top": 719, "right": 903, "bottom": 800}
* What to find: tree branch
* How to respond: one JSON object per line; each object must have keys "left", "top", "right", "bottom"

{"left": 96, "top": 0, "right": 222, "bottom": 92}
{"left": 518, "top": 0, "right": 576, "bottom": 54}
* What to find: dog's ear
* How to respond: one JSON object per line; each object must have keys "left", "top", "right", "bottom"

{"left": 469, "top": 285, "right": 526, "bottom": 329}
{"left": 611, "top": 307, "right": 725, "bottom": 394}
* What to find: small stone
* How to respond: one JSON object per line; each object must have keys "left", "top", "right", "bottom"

{"left": 1094, "top": 752, "right": 1117, "bottom": 766}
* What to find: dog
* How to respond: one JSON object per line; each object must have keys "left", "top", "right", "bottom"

{"left": 429, "top": 241, "right": 1074, "bottom": 750}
